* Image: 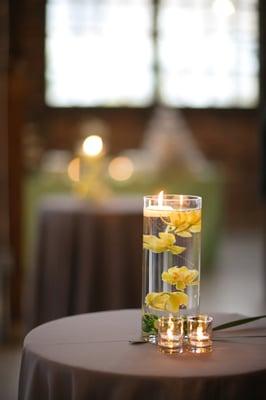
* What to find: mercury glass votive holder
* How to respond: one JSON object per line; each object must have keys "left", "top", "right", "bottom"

{"left": 187, "top": 315, "right": 213, "bottom": 354}
{"left": 157, "top": 316, "right": 184, "bottom": 354}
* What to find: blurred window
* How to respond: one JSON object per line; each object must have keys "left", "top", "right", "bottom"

{"left": 45, "top": 0, "right": 153, "bottom": 107}
{"left": 45, "top": 0, "right": 258, "bottom": 108}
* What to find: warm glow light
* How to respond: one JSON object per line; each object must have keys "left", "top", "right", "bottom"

{"left": 108, "top": 156, "right": 134, "bottom": 181}
{"left": 82, "top": 135, "right": 103, "bottom": 157}
{"left": 167, "top": 318, "right": 174, "bottom": 341}
{"left": 212, "top": 0, "right": 235, "bottom": 17}
{"left": 158, "top": 191, "right": 164, "bottom": 207}
{"left": 196, "top": 326, "right": 204, "bottom": 339}
{"left": 67, "top": 157, "right": 80, "bottom": 182}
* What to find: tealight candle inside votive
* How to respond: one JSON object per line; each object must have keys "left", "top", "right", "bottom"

{"left": 158, "top": 316, "right": 184, "bottom": 354}
{"left": 187, "top": 315, "right": 213, "bottom": 353}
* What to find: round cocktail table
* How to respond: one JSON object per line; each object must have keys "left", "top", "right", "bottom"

{"left": 19, "top": 309, "right": 266, "bottom": 400}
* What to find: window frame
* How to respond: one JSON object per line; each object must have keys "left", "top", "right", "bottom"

{"left": 42, "top": 0, "right": 262, "bottom": 112}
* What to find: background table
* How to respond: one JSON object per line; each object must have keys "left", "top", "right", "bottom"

{"left": 25, "top": 196, "right": 143, "bottom": 331}
{"left": 19, "top": 310, "right": 266, "bottom": 400}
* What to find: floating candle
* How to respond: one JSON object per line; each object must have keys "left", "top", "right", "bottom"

{"left": 144, "top": 206, "right": 174, "bottom": 218}
{"left": 144, "top": 191, "right": 174, "bottom": 217}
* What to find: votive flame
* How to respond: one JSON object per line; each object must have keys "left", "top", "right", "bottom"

{"left": 197, "top": 325, "right": 204, "bottom": 339}
{"left": 167, "top": 318, "right": 174, "bottom": 341}
{"left": 158, "top": 191, "right": 164, "bottom": 207}
{"left": 179, "top": 194, "right": 184, "bottom": 208}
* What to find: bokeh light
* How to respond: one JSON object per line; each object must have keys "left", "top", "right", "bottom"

{"left": 67, "top": 157, "right": 80, "bottom": 182}
{"left": 82, "top": 135, "right": 103, "bottom": 157}
{"left": 108, "top": 156, "right": 134, "bottom": 182}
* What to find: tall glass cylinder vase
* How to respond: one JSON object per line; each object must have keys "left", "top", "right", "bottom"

{"left": 142, "top": 193, "right": 202, "bottom": 343}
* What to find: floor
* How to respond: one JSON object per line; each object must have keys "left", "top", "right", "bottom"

{"left": 0, "top": 229, "right": 265, "bottom": 400}
{"left": 201, "top": 230, "right": 265, "bottom": 315}
{"left": 0, "top": 340, "right": 22, "bottom": 400}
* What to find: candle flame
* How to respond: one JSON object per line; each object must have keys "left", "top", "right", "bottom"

{"left": 197, "top": 326, "right": 204, "bottom": 337}
{"left": 158, "top": 191, "right": 164, "bottom": 207}
{"left": 196, "top": 325, "right": 208, "bottom": 340}
{"left": 167, "top": 318, "right": 174, "bottom": 341}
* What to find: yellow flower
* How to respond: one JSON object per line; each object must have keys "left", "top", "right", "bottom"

{"left": 145, "top": 291, "right": 188, "bottom": 313}
{"left": 162, "top": 266, "right": 198, "bottom": 290}
{"left": 143, "top": 232, "right": 186, "bottom": 255}
{"left": 167, "top": 209, "right": 201, "bottom": 237}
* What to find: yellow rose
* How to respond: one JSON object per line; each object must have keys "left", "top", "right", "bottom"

{"left": 162, "top": 266, "right": 198, "bottom": 290}
{"left": 143, "top": 232, "right": 186, "bottom": 255}
{"left": 168, "top": 209, "right": 201, "bottom": 237}
{"left": 166, "top": 292, "right": 188, "bottom": 312}
{"left": 145, "top": 291, "right": 188, "bottom": 313}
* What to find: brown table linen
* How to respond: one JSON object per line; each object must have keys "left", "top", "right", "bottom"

{"left": 19, "top": 309, "right": 266, "bottom": 400}
{"left": 25, "top": 196, "right": 143, "bottom": 331}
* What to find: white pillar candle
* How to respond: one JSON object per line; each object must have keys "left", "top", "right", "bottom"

{"left": 144, "top": 191, "right": 173, "bottom": 218}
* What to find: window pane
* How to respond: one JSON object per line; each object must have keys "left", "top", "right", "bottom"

{"left": 46, "top": 0, "right": 258, "bottom": 108}
{"left": 159, "top": 0, "right": 258, "bottom": 107}
{"left": 45, "top": 0, "right": 153, "bottom": 106}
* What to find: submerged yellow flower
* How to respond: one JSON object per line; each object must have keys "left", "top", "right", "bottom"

{"left": 167, "top": 210, "right": 201, "bottom": 237}
{"left": 145, "top": 291, "right": 188, "bottom": 313}
{"left": 143, "top": 232, "right": 186, "bottom": 255}
{"left": 162, "top": 266, "right": 199, "bottom": 290}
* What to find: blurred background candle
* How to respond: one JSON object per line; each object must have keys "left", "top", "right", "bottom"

{"left": 157, "top": 316, "right": 183, "bottom": 354}
{"left": 187, "top": 315, "right": 213, "bottom": 353}
{"left": 82, "top": 135, "right": 104, "bottom": 159}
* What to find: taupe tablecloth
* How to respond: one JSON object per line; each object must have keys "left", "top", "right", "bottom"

{"left": 25, "top": 196, "right": 143, "bottom": 331}
{"left": 19, "top": 310, "right": 266, "bottom": 400}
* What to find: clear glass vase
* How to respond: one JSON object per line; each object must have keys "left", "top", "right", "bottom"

{"left": 142, "top": 193, "right": 202, "bottom": 343}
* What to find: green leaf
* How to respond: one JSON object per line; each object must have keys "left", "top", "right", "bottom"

{"left": 142, "top": 313, "right": 158, "bottom": 334}
{"left": 213, "top": 315, "right": 266, "bottom": 331}
{"left": 129, "top": 339, "right": 148, "bottom": 345}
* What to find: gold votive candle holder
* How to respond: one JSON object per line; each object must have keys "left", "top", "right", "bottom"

{"left": 187, "top": 315, "right": 213, "bottom": 354}
{"left": 157, "top": 316, "right": 184, "bottom": 354}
